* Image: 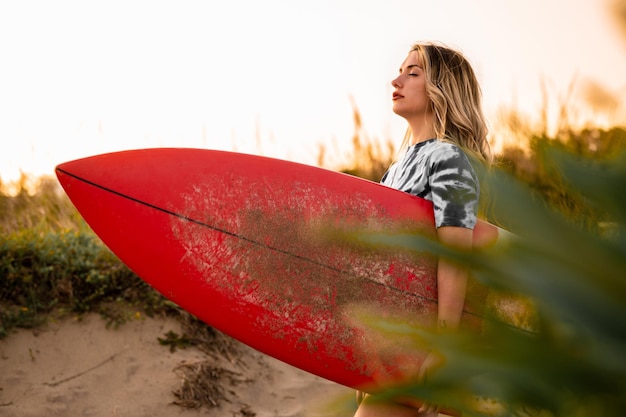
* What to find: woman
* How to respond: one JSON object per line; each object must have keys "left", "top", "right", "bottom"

{"left": 354, "top": 43, "right": 491, "bottom": 417}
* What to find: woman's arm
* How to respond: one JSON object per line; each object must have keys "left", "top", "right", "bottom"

{"left": 436, "top": 225, "right": 473, "bottom": 331}
{"left": 416, "top": 225, "right": 472, "bottom": 414}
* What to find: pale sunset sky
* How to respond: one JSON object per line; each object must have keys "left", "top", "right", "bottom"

{"left": 1, "top": 0, "right": 625, "bottom": 184}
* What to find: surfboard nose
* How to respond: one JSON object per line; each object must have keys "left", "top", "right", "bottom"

{"left": 56, "top": 151, "right": 133, "bottom": 187}
{"left": 56, "top": 152, "right": 118, "bottom": 195}
{"left": 55, "top": 157, "right": 95, "bottom": 200}
{"left": 56, "top": 157, "right": 89, "bottom": 186}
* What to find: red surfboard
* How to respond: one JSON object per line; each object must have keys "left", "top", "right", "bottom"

{"left": 55, "top": 148, "right": 499, "bottom": 398}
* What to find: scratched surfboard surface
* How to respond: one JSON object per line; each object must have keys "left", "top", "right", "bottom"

{"left": 55, "top": 148, "right": 493, "bottom": 391}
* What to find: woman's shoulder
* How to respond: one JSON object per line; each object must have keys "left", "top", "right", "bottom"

{"left": 421, "top": 139, "right": 470, "bottom": 165}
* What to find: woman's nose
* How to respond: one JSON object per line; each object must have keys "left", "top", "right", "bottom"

{"left": 391, "top": 75, "right": 401, "bottom": 88}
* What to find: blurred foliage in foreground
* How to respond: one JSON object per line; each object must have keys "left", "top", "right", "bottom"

{"left": 360, "top": 141, "right": 626, "bottom": 416}
{"left": 495, "top": 126, "right": 626, "bottom": 233}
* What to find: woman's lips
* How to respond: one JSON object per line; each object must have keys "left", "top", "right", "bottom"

{"left": 392, "top": 92, "right": 403, "bottom": 100}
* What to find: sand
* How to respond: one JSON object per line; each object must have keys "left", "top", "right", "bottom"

{"left": 0, "top": 313, "right": 356, "bottom": 417}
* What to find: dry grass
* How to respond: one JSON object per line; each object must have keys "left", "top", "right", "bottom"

{"left": 173, "top": 362, "right": 251, "bottom": 410}
{"left": 166, "top": 311, "right": 256, "bottom": 412}
{"left": 0, "top": 174, "right": 84, "bottom": 234}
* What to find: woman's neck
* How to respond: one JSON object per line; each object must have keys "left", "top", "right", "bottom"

{"left": 408, "top": 116, "right": 436, "bottom": 145}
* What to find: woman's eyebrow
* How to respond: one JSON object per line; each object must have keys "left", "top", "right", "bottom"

{"left": 400, "top": 64, "right": 423, "bottom": 72}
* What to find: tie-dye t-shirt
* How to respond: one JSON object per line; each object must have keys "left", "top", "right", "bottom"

{"left": 381, "top": 138, "right": 479, "bottom": 229}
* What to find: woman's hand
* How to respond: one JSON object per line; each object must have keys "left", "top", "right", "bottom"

{"left": 415, "top": 350, "right": 445, "bottom": 414}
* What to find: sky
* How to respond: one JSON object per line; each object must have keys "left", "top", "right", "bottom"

{"left": 1, "top": 0, "right": 625, "bottom": 185}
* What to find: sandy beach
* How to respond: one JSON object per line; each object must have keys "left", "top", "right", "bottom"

{"left": 0, "top": 312, "right": 355, "bottom": 417}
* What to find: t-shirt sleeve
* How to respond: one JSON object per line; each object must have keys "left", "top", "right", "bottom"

{"left": 428, "top": 145, "right": 479, "bottom": 229}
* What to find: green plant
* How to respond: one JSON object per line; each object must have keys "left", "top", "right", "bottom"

{"left": 158, "top": 330, "right": 193, "bottom": 353}
{"left": 0, "top": 228, "right": 174, "bottom": 338}
{"left": 497, "top": 127, "right": 626, "bottom": 232}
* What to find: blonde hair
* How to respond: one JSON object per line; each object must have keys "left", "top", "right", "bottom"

{"left": 402, "top": 42, "right": 492, "bottom": 165}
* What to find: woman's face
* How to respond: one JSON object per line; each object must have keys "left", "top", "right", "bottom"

{"left": 391, "top": 50, "right": 431, "bottom": 121}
